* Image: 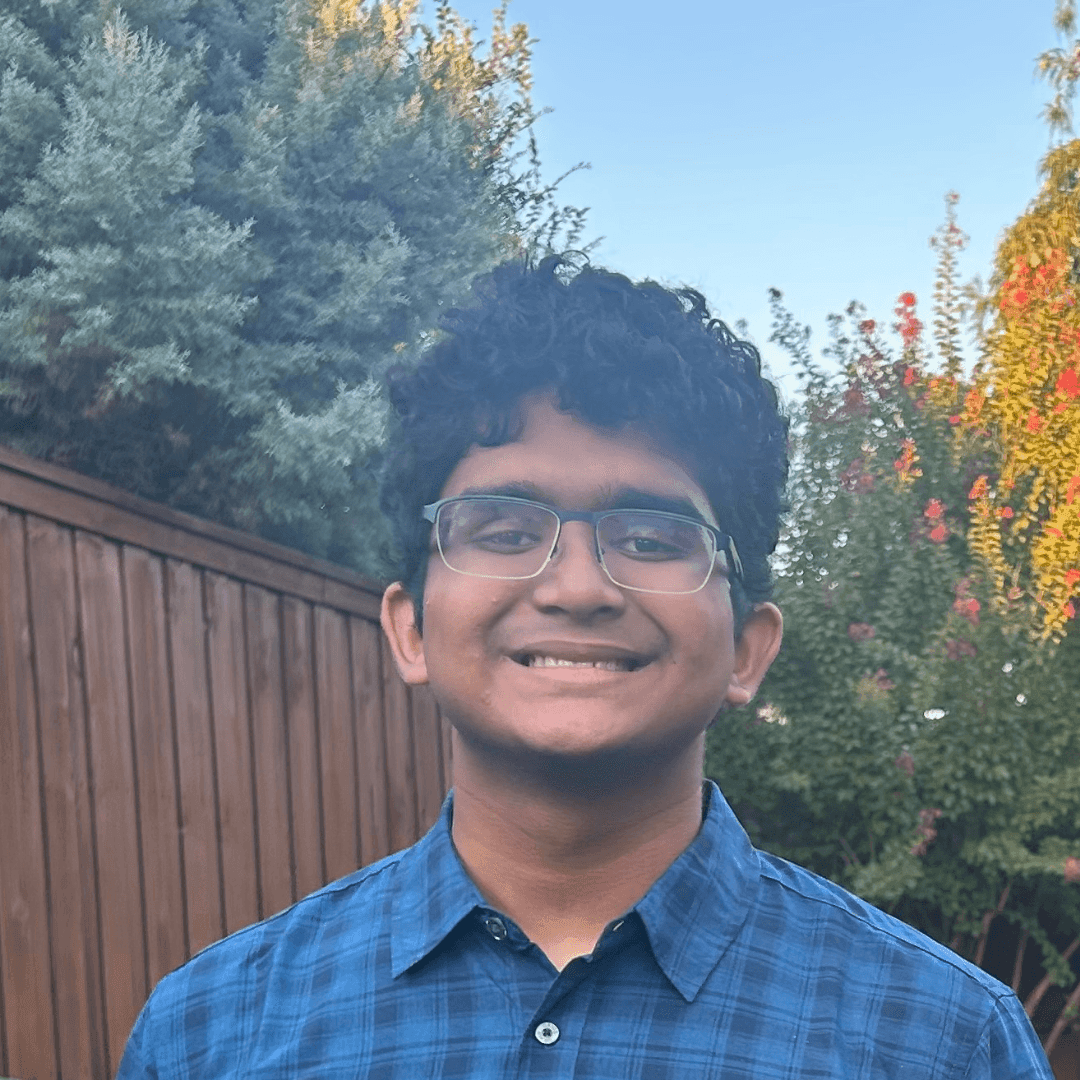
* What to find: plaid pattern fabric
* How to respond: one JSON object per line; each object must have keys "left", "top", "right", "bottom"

{"left": 117, "top": 782, "right": 1052, "bottom": 1079}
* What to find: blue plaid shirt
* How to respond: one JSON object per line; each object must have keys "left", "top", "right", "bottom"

{"left": 117, "top": 781, "right": 1051, "bottom": 1078}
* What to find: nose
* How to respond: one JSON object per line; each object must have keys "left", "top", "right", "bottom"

{"left": 529, "top": 521, "right": 625, "bottom": 614}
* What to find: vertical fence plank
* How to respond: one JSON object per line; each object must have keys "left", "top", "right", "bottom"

{"left": 380, "top": 636, "right": 417, "bottom": 855}
{"left": 204, "top": 572, "right": 259, "bottom": 937}
{"left": 350, "top": 618, "right": 390, "bottom": 866}
{"left": 166, "top": 559, "right": 223, "bottom": 958}
{"left": 25, "top": 515, "right": 105, "bottom": 1080}
{"left": 281, "top": 597, "right": 324, "bottom": 899}
{"left": 123, "top": 547, "right": 185, "bottom": 992}
{"left": 74, "top": 532, "right": 146, "bottom": 1076}
{"left": 244, "top": 585, "right": 294, "bottom": 916}
{"left": 314, "top": 607, "right": 360, "bottom": 883}
{"left": 409, "top": 685, "right": 446, "bottom": 835}
{"left": 0, "top": 509, "right": 57, "bottom": 1080}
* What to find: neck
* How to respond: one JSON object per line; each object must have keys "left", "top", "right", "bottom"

{"left": 449, "top": 732, "right": 706, "bottom": 968}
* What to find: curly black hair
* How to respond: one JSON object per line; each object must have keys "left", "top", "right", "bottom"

{"left": 379, "top": 254, "right": 789, "bottom": 638}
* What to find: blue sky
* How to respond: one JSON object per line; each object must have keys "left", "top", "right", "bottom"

{"left": 434, "top": 0, "right": 1059, "bottom": 402}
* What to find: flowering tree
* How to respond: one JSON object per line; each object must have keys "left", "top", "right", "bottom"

{"left": 957, "top": 140, "right": 1080, "bottom": 641}
{"left": 707, "top": 196, "right": 1080, "bottom": 1057}
{"left": 942, "top": 0, "right": 1080, "bottom": 641}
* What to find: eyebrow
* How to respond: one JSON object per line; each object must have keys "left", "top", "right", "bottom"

{"left": 454, "top": 483, "right": 713, "bottom": 527}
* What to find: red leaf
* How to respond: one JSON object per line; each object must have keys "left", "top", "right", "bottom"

{"left": 1057, "top": 367, "right": 1080, "bottom": 398}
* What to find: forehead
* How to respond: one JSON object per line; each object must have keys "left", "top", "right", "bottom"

{"left": 439, "top": 395, "right": 718, "bottom": 527}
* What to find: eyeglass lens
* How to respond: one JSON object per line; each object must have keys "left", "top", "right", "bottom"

{"left": 435, "top": 499, "right": 717, "bottom": 593}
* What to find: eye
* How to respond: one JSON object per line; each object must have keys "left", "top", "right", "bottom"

{"left": 627, "top": 536, "right": 679, "bottom": 555}
{"left": 600, "top": 512, "right": 704, "bottom": 562}
{"left": 471, "top": 527, "right": 544, "bottom": 551}
{"left": 609, "top": 531, "right": 693, "bottom": 560}
{"left": 444, "top": 500, "right": 553, "bottom": 552}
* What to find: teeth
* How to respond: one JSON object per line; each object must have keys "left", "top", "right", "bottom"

{"left": 525, "top": 655, "right": 632, "bottom": 671}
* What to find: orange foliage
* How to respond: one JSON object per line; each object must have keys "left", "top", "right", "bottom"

{"left": 961, "top": 140, "right": 1080, "bottom": 639}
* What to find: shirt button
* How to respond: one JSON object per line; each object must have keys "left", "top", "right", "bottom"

{"left": 483, "top": 915, "right": 507, "bottom": 940}
{"left": 534, "top": 1021, "right": 560, "bottom": 1045}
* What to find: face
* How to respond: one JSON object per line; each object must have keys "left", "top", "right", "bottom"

{"left": 382, "top": 395, "right": 782, "bottom": 780}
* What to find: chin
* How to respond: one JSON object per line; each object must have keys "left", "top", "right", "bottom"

{"left": 474, "top": 713, "right": 702, "bottom": 774}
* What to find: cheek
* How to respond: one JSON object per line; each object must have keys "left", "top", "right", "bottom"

{"left": 662, "top": 593, "right": 735, "bottom": 682}
{"left": 420, "top": 573, "right": 506, "bottom": 666}
{"left": 665, "top": 586, "right": 732, "bottom": 647}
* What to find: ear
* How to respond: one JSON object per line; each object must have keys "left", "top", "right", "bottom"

{"left": 380, "top": 582, "right": 428, "bottom": 686}
{"left": 725, "top": 602, "right": 783, "bottom": 708}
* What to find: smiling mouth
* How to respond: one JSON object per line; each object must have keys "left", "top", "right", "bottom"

{"left": 513, "top": 654, "right": 645, "bottom": 672}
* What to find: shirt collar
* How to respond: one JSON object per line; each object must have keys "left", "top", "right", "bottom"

{"left": 635, "top": 779, "right": 761, "bottom": 1001}
{"left": 390, "top": 780, "right": 762, "bottom": 1000}
{"left": 390, "top": 788, "right": 486, "bottom": 978}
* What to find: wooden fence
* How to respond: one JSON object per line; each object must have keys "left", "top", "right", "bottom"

{"left": 0, "top": 445, "right": 451, "bottom": 1080}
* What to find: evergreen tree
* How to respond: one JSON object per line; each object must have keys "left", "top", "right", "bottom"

{"left": 0, "top": 0, "right": 590, "bottom": 576}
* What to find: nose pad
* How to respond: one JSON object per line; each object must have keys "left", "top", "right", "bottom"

{"left": 548, "top": 522, "right": 604, "bottom": 570}
{"left": 550, "top": 538, "right": 604, "bottom": 566}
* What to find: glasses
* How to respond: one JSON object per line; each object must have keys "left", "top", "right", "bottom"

{"left": 422, "top": 495, "right": 741, "bottom": 595}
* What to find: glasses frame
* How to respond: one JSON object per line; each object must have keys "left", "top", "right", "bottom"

{"left": 422, "top": 495, "right": 742, "bottom": 594}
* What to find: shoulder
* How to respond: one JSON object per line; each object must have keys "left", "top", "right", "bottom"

{"left": 726, "top": 852, "right": 1052, "bottom": 1077}
{"left": 129, "top": 852, "right": 403, "bottom": 1052}
{"left": 752, "top": 849, "right": 1012, "bottom": 1003}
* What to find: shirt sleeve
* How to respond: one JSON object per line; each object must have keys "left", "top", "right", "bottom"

{"left": 963, "top": 992, "right": 1055, "bottom": 1080}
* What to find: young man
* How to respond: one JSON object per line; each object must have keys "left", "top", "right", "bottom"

{"left": 117, "top": 258, "right": 1052, "bottom": 1077}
